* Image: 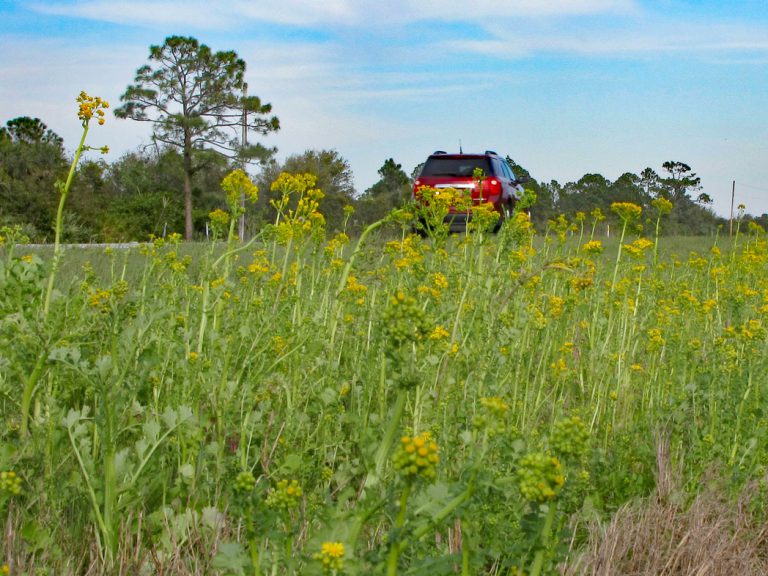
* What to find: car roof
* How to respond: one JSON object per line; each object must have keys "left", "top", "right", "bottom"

{"left": 428, "top": 150, "right": 500, "bottom": 158}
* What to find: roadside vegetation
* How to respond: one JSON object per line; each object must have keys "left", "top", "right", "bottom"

{"left": 3, "top": 105, "right": 768, "bottom": 572}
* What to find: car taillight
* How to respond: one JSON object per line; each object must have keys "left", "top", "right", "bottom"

{"left": 482, "top": 178, "right": 502, "bottom": 198}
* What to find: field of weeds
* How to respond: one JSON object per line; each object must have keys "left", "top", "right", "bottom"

{"left": 3, "top": 180, "right": 768, "bottom": 576}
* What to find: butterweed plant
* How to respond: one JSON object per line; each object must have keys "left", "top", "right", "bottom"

{"left": 4, "top": 100, "right": 768, "bottom": 573}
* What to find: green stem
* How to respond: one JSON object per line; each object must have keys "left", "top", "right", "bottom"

{"left": 386, "top": 482, "right": 412, "bottom": 576}
{"left": 250, "top": 538, "right": 261, "bottom": 576}
{"left": 196, "top": 281, "right": 210, "bottom": 356}
{"left": 20, "top": 348, "right": 48, "bottom": 437}
{"left": 461, "top": 521, "right": 470, "bottom": 576}
{"left": 529, "top": 503, "right": 557, "bottom": 576}
{"left": 374, "top": 388, "right": 408, "bottom": 477}
{"left": 330, "top": 217, "right": 387, "bottom": 345}
{"left": 653, "top": 215, "right": 662, "bottom": 265}
{"left": 43, "top": 122, "right": 89, "bottom": 318}
{"left": 610, "top": 220, "right": 629, "bottom": 291}
{"left": 67, "top": 422, "right": 109, "bottom": 559}
{"left": 412, "top": 483, "right": 474, "bottom": 540}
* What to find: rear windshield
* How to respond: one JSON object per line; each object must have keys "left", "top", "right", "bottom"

{"left": 421, "top": 157, "right": 491, "bottom": 178}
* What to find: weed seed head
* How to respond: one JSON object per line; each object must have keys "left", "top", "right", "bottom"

{"left": 517, "top": 452, "right": 565, "bottom": 503}
{"left": 393, "top": 432, "right": 439, "bottom": 482}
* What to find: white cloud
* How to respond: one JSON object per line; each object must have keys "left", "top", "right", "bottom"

{"left": 28, "top": 0, "right": 637, "bottom": 30}
{"left": 450, "top": 20, "right": 768, "bottom": 58}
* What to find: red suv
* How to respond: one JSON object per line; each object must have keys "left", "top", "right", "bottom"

{"left": 413, "top": 151, "right": 526, "bottom": 232}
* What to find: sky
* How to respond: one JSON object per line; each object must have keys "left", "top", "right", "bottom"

{"left": 2, "top": 0, "right": 768, "bottom": 217}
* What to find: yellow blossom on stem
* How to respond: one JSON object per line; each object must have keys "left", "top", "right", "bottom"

{"left": 315, "top": 541, "right": 345, "bottom": 573}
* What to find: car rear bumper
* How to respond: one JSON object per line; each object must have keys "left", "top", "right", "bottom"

{"left": 444, "top": 213, "right": 471, "bottom": 232}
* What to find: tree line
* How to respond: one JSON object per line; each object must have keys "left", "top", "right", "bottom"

{"left": 1, "top": 36, "right": 759, "bottom": 242}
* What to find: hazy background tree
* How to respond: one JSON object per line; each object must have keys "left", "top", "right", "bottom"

{"left": 0, "top": 117, "right": 67, "bottom": 240}
{"left": 115, "top": 35, "right": 279, "bottom": 239}
{"left": 0, "top": 115, "right": 730, "bottom": 240}
{"left": 356, "top": 158, "right": 411, "bottom": 225}
{"left": 255, "top": 149, "right": 356, "bottom": 233}
{"left": 660, "top": 161, "right": 701, "bottom": 202}
{"left": 656, "top": 161, "right": 717, "bottom": 234}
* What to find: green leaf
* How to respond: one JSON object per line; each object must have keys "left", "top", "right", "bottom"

{"left": 279, "top": 453, "right": 304, "bottom": 474}
{"left": 179, "top": 463, "right": 195, "bottom": 482}
{"left": 161, "top": 406, "right": 178, "bottom": 428}
{"left": 21, "top": 521, "right": 51, "bottom": 552}
{"left": 96, "top": 355, "right": 113, "bottom": 380}
{"left": 211, "top": 541, "right": 250, "bottom": 574}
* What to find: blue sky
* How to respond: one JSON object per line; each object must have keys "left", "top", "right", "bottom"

{"left": 2, "top": 0, "right": 768, "bottom": 217}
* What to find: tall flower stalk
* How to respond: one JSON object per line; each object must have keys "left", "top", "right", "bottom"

{"left": 43, "top": 91, "right": 109, "bottom": 318}
{"left": 651, "top": 197, "right": 673, "bottom": 264}
{"left": 23, "top": 92, "right": 108, "bottom": 437}
{"left": 609, "top": 202, "right": 642, "bottom": 291}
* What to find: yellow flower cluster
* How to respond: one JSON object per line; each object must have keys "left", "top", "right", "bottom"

{"left": 221, "top": 169, "right": 259, "bottom": 216}
{"left": 314, "top": 541, "right": 345, "bottom": 573}
{"left": 415, "top": 186, "right": 471, "bottom": 213}
{"left": 269, "top": 172, "right": 326, "bottom": 244}
{"left": 611, "top": 202, "right": 642, "bottom": 222}
{"left": 418, "top": 271, "right": 449, "bottom": 299}
{"left": 431, "top": 272, "right": 448, "bottom": 291}
{"left": 651, "top": 197, "right": 673, "bottom": 215}
{"left": 270, "top": 172, "right": 319, "bottom": 198}
{"left": 0, "top": 471, "right": 22, "bottom": 495}
{"left": 247, "top": 250, "right": 271, "bottom": 275}
{"left": 647, "top": 328, "right": 666, "bottom": 351}
{"left": 474, "top": 396, "right": 510, "bottom": 434}
{"left": 266, "top": 478, "right": 303, "bottom": 510}
{"left": 550, "top": 415, "right": 590, "bottom": 460}
{"left": 548, "top": 213, "right": 571, "bottom": 243}
{"left": 480, "top": 396, "right": 510, "bottom": 416}
{"left": 393, "top": 432, "right": 439, "bottom": 481}
{"left": 324, "top": 232, "right": 350, "bottom": 257}
{"left": 345, "top": 275, "right": 368, "bottom": 294}
{"left": 209, "top": 208, "right": 230, "bottom": 227}
{"left": 428, "top": 325, "right": 450, "bottom": 341}
{"left": 545, "top": 294, "right": 565, "bottom": 319}
{"left": 516, "top": 452, "right": 565, "bottom": 503}
{"left": 581, "top": 240, "right": 604, "bottom": 255}
{"left": 76, "top": 91, "right": 109, "bottom": 125}
{"left": 88, "top": 289, "right": 112, "bottom": 312}
{"left": 272, "top": 335, "right": 288, "bottom": 354}
{"left": 468, "top": 201, "right": 500, "bottom": 232}
{"left": 622, "top": 237, "right": 653, "bottom": 259}
{"left": 385, "top": 235, "right": 425, "bottom": 270}
{"left": 508, "top": 211, "right": 535, "bottom": 242}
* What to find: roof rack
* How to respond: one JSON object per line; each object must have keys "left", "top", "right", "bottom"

{"left": 433, "top": 150, "right": 448, "bottom": 155}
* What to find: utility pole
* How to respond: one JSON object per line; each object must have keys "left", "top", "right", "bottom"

{"left": 239, "top": 82, "right": 248, "bottom": 241}
{"left": 729, "top": 180, "right": 735, "bottom": 236}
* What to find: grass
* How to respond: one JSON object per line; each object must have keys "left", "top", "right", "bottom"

{"left": 1, "top": 211, "right": 767, "bottom": 575}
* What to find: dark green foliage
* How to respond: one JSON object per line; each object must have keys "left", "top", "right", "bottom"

{"left": 355, "top": 158, "right": 411, "bottom": 228}
{"left": 255, "top": 149, "right": 356, "bottom": 234}
{"left": 0, "top": 117, "right": 68, "bottom": 240}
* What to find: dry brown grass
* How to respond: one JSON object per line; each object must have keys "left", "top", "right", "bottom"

{"left": 564, "top": 435, "right": 768, "bottom": 576}
{"left": 2, "top": 505, "right": 236, "bottom": 575}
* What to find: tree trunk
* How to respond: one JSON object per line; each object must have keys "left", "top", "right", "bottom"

{"left": 183, "top": 134, "right": 193, "bottom": 240}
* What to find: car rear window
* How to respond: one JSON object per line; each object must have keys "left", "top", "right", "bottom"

{"left": 421, "top": 157, "right": 492, "bottom": 178}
